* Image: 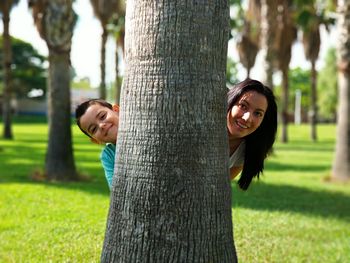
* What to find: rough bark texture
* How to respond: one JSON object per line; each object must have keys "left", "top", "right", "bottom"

{"left": 101, "top": 0, "right": 236, "bottom": 262}
{"left": 1, "top": 1, "right": 13, "bottom": 139}
{"left": 45, "top": 51, "right": 77, "bottom": 180}
{"left": 332, "top": 0, "right": 350, "bottom": 181}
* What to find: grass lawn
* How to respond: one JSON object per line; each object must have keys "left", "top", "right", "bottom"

{"left": 1, "top": 116, "right": 350, "bottom": 262}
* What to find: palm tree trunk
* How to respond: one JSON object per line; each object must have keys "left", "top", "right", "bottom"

{"left": 332, "top": 0, "right": 350, "bottom": 181}
{"left": 2, "top": 3, "right": 13, "bottom": 139}
{"left": 310, "top": 60, "right": 318, "bottom": 141}
{"left": 115, "top": 45, "right": 121, "bottom": 104}
{"left": 101, "top": 0, "right": 237, "bottom": 261}
{"left": 29, "top": 0, "right": 77, "bottom": 181}
{"left": 45, "top": 51, "right": 77, "bottom": 180}
{"left": 281, "top": 67, "right": 289, "bottom": 143}
{"left": 99, "top": 27, "right": 108, "bottom": 99}
{"left": 260, "top": 0, "right": 279, "bottom": 88}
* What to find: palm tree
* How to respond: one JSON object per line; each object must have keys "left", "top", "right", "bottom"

{"left": 101, "top": 0, "right": 237, "bottom": 261}
{"left": 236, "top": 0, "right": 260, "bottom": 78}
{"left": 0, "top": 0, "right": 20, "bottom": 139}
{"left": 28, "top": 0, "right": 78, "bottom": 181}
{"left": 259, "top": 0, "right": 279, "bottom": 88}
{"left": 332, "top": 0, "right": 350, "bottom": 181}
{"left": 108, "top": 4, "right": 125, "bottom": 104}
{"left": 275, "top": 0, "right": 297, "bottom": 143}
{"left": 302, "top": 12, "right": 320, "bottom": 142}
{"left": 90, "top": 0, "right": 121, "bottom": 100}
{"left": 298, "top": 1, "right": 335, "bottom": 141}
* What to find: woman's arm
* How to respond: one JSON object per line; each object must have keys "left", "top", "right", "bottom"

{"left": 230, "top": 165, "right": 243, "bottom": 180}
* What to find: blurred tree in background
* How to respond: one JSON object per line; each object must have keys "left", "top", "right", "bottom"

{"left": 0, "top": 36, "right": 46, "bottom": 99}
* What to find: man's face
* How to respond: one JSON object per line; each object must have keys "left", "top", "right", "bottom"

{"left": 79, "top": 104, "right": 119, "bottom": 144}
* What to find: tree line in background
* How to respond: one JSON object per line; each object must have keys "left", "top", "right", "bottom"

{"left": 0, "top": 1, "right": 348, "bottom": 188}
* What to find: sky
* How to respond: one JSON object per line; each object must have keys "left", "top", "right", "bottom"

{"left": 2, "top": 0, "right": 337, "bottom": 87}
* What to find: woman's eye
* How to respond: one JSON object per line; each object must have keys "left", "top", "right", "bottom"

{"left": 255, "top": 112, "right": 263, "bottom": 117}
{"left": 239, "top": 103, "right": 247, "bottom": 110}
{"left": 100, "top": 113, "right": 106, "bottom": 120}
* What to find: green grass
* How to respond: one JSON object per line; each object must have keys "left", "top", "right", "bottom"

{"left": 1, "top": 117, "right": 350, "bottom": 262}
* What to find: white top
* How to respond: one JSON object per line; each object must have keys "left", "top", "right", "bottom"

{"left": 228, "top": 140, "right": 245, "bottom": 168}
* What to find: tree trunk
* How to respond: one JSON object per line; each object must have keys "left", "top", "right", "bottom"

{"left": 28, "top": 0, "right": 77, "bottom": 181}
{"left": 281, "top": 67, "right": 289, "bottom": 143}
{"left": 2, "top": 2, "right": 13, "bottom": 139}
{"left": 101, "top": 0, "right": 237, "bottom": 262}
{"left": 332, "top": 0, "right": 350, "bottom": 181}
{"left": 100, "top": 27, "right": 108, "bottom": 99}
{"left": 115, "top": 45, "right": 121, "bottom": 104}
{"left": 309, "top": 60, "right": 318, "bottom": 141}
{"left": 260, "top": 0, "right": 278, "bottom": 89}
{"left": 45, "top": 51, "right": 77, "bottom": 180}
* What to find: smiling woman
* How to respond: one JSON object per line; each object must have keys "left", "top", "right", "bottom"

{"left": 227, "top": 78, "right": 278, "bottom": 189}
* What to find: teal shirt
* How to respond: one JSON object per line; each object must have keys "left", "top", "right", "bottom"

{"left": 100, "top": 143, "right": 117, "bottom": 189}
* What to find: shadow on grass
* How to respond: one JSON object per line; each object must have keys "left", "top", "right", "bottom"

{"left": 0, "top": 171, "right": 110, "bottom": 197}
{"left": 232, "top": 182, "right": 350, "bottom": 222}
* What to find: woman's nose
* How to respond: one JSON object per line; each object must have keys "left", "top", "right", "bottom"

{"left": 242, "top": 111, "right": 250, "bottom": 121}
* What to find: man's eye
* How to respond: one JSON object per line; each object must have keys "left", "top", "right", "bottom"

{"left": 100, "top": 113, "right": 106, "bottom": 120}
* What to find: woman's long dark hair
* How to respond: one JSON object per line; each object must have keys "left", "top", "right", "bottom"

{"left": 227, "top": 78, "right": 278, "bottom": 190}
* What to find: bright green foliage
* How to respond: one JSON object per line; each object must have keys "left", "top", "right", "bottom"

{"left": 0, "top": 117, "right": 349, "bottom": 262}
{"left": 226, "top": 56, "right": 239, "bottom": 86}
{"left": 317, "top": 47, "right": 337, "bottom": 121}
{"left": 275, "top": 67, "right": 311, "bottom": 119}
{"left": 0, "top": 36, "right": 47, "bottom": 98}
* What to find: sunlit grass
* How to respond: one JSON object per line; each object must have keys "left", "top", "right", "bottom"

{"left": 1, "top": 118, "right": 349, "bottom": 262}
{"left": 231, "top": 124, "right": 350, "bottom": 262}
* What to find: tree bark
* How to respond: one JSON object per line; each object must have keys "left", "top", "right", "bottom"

{"left": 260, "top": 0, "right": 279, "bottom": 89}
{"left": 281, "top": 67, "right": 289, "bottom": 143}
{"left": 2, "top": 2, "right": 13, "bottom": 139}
{"left": 115, "top": 45, "right": 121, "bottom": 104}
{"left": 29, "top": 0, "right": 78, "bottom": 181}
{"left": 101, "top": 0, "right": 237, "bottom": 262}
{"left": 332, "top": 0, "right": 350, "bottom": 181}
{"left": 100, "top": 27, "right": 108, "bottom": 99}
{"left": 45, "top": 51, "right": 77, "bottom": 180}
{"left": 309, "top": 60, "right": 318, "bottom": 142}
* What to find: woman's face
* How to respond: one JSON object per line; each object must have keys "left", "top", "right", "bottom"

{"left": 79, "top": 104, "right": 119, "bottom": 144}
{"left": 227, "top": 90, "right": 268, "bottom": 140}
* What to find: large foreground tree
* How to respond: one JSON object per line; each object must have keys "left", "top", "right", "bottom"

{"left": 332, "top": 0, "right": 350, "bottom": 181}
{"left": 29, "top": 0, "right": 78, "bottom": 180}
{"left": 101, "top": 0, "right": 237, "bottom": 262}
